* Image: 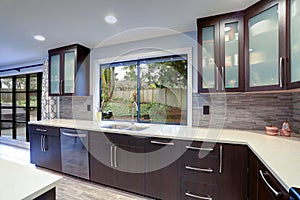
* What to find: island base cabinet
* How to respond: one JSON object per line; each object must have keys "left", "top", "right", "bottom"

{"left": 33, "top": 188, "right": 56, "bottom": 200}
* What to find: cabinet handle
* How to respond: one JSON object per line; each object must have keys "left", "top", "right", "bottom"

{"left": 186, "top": 146, "right": 213, "bottom": 152}
{"left": 185, "top": 165, "right": 213, "bottom": 173}
{"left": 215, "top": 67, "right": 219, "bottom": 91}
{"left": 279, "top": 57, "right": 284, "bottom": 88}
{"left": 114, "top": 146, "right": 117, "bottom": 168}
{"left": 259, "top": 170, "right": 281, "bottom": 197}
{"left": 60, "top": 80, "right": 63, "bottom": 95}
{"left": 185, "top": 192, "right": 212, "bottom": 200}
{"left": 219, "top": 145, "right": 223, "bottom": 174}
{"left": 221, "top": 66, "right": 224, "bottom": 91}
{"left": 36, "top": 128, "right": 47, "bottom": 133}
{"left": 40, "top": 135, "right": 44, "bottom": 151}
{"left": 43, "top": 135, "right": 48, "bottom": 151}
{"left": 110, "top": 145, "right": 114, "bottom": 167}
{"left": 150, "top": 140, "right": 174, "bottom": 146}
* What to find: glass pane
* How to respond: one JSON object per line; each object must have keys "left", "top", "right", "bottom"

{"left": 16, "top": 107, "right": 26, "bottom": 122}
{"left": 16, "top": 76, "right": 26, "bottom": 92}
{"left": 16, "top": 123, "right": 26, "bottom": 141}
{"left": 139, "top": 57, "right": 187, "bottom": 125}
{"left": 224, "top": 22, "right": 239, "bottom": 88}
{"left": 100, "top": 63, "right": 138, "bottom": 121}
{"left": 50, "top": 54, "right": 60, "bottom": 94}
{"left": 29, "top": 74, "right": 38, "bottom": 91}
{"left": 0, "top": 125, "right": 13, "bottom": 139}
{"left": 249, "top": 5, "right": 279, "bottom": 87}
{"left": 64, "top": 51, "right": 75, "bottom": 93}
{"left": 0, "top": 78, "right": 13, "bottom": 92}
{"left": 1, "top": 108, "right": 13, "bottom": 120}
{"left": 290, "top": 0, "right": 300, "bottom": 82}
{"left": 29, "top": 108, "right": 38, "bottom": 121}
{"left": 29, "top": 93, "right": 37, "bottom": 107}
{"left": 202, "top": 26, "right": 216, "bottom": 89}
{"left": 1, "top": 93, "right": 12, "bottom": 106}
{"left": 16, "top": 93, "right": 26, "bottom": 107}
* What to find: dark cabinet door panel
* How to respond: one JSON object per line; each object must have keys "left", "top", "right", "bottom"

{"left": 182, "top": 180, "right": 217, "bottom": 200}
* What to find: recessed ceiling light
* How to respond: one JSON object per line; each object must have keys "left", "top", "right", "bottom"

{"left": 34, "top": 35, "right": 45, "bottom": 41}
{"left": 105, "top": 15, "right": 117, "bottom": 24}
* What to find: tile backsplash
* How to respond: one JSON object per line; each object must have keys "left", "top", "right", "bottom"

{"left": 192, "top": 92, "right": 299, "bottom": 133}
{"left": 57, "top": 92, "right": 300, "bottom": 133}
{"left": 59, "top": 96, "right": 93, "bottom": 120}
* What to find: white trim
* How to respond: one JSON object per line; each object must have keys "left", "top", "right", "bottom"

{"left": 92, "top": 47, "right": 193, "bottom": 126}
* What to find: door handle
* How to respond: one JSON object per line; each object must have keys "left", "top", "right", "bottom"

{"left": 221, "top": 66, "right": 224, "bottom": 91}
{"left": 279, "top": 57, "right": 284, "bottom": 88}
{"left": 215, "top": 66, "right": 219, "bottom": 91}
{"left": 43, "top": 135, "right": 48, "bottom": 151}
{"left": 61, "top": 131, "right": 86, "bottom": 138}
{"left": 219, "top": 145, "right": 223, "bottom": 173}
{"left": 186, "top": 146, "right": 213, "bottom": 152}
{"left": 40, "top": 135, "right": 44, "bottom": 151}
{"left": 110, "top": 145, "right": 114, "bottom": 167}
{"left": 36, "top": 128, "right": 47, "bottom": 133}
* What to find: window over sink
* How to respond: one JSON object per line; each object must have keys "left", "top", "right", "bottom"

{"left": 99, "top": 55, "right": 188, "bottom": 125}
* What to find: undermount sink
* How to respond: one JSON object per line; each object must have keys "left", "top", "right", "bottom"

{"left": 101, "top": 123, "right": 149, "bottom": 131}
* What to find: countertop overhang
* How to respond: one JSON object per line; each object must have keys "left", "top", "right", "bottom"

{"left": 29, "top": 119, "right": 300, "bottom": 192}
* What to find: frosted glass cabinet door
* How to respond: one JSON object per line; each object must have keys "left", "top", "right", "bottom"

{"left": 201, "top": 26, "right": 216, "bottom": 89}
{"left": 290, "top": 0, "right": 300, "bottom": 83}
{"left": 248, "top": 5, "right": 279, "bottom": 87}
{"left": 224, "top": 22, "right": 239, "bottom": 89}
{"left": 50, "top": 55, "right": 60, "bottom": 94}
{"left": 64, "top": 51, "right": 75, "bottom": 94}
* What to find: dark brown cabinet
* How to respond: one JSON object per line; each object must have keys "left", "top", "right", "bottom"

{"left": 48, "top": 44, "right": 90, "bottom": 96}
{"left": 145, "top": 137, "right": 185, "bottom": 200}
{"left": 217, "top": 144, "right": 248, "bottom": 200}
{"left": 89, "top": 132, "right": 146, "bottom": 195}
{"left": 29, "top": 125, "right": 61, "bottom": 172}
{"left": 198, "top": 13, "right": 244, "bottom": 93}
{"left": 248, "top": 149, "right": 289, "bottom": 200}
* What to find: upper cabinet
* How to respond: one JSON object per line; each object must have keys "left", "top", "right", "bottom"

{"left": 48, "top": 44, "right": 90, "bottom": 96}
{"left": 245, "top": 0, "right": 286, "bottom": 91}
{"left": 198, "top": 13, "right": 244, "bottom": 92}
{"left": 197, "top": 0, "right": 300, "bottom": 92}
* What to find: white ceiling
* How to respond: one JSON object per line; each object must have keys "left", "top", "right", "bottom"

{"left": 0, "top": 0, "right": 259, "bottom": 68}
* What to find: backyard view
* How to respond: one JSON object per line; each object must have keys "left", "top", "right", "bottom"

{"left": 100, "top": 55, "right": 187, "bottom": 125}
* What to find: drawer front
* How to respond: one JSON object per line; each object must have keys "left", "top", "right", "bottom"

{"left": 184, "top": 141, "right": 219, "bottom": 158}
{"left": 182, "top": 154, "right": 218, "bottom": 184}
{"left": 182, "top": 180, "right": 217, "bottom": 200}
{"left": 29, "top": 125, "right": 59, "bottom": 137}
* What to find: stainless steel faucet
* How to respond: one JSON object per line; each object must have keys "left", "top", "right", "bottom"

{"left": 131, "top": 101, "right": 138, "bottom": 124}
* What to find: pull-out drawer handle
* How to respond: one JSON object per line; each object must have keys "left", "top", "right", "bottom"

{"left": 185, "top": 165, "right": 213, "bottom": 173}
{"left": 186, "top": 146, "right": 213, "bottom": 151}
{"left": 36, "top": 128, "right": 47, "bottom": 133}
{"left": 259, "top": 170, "right": 281, "bottom": 197}
{"left": 150, "top": 141, "right": 174, "bottom": 146}
{"left": 185, "top": 192, "right": 212, "bottom": 200}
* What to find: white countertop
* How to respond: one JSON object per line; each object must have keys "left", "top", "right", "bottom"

{"left": 30, "top": 119, "right": 300, "bottom": 192}
{"left": 0, "top": 159, "right": 62, "bottom": 200}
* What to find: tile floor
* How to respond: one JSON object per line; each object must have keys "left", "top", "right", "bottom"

{"left": 0, "top": 140, "right": 152, "bottom": 200}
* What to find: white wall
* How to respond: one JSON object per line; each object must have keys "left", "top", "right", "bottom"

{"left": 90, "top": 31, "right": 198, "bottom": 126}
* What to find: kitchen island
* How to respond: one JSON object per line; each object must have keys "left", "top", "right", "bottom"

{"left": 0, "top": 158, "right": 62, "bottom": 200}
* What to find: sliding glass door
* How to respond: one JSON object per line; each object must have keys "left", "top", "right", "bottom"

{"left": 0, "top": 73, "right": 42, "bottom": 142}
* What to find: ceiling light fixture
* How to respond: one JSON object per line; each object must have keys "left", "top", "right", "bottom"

{"left": 34, "top": 35, "right": 46, "bottom": 41}
{"left": 105, "top": 15, "right": 118, "bottom": 24}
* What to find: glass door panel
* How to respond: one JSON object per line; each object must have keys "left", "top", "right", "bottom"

{"left": 290, "top": 0, "right": 300, "bottom": 83}
{"left": 0, "top": 77, "right": 13, "bottom": 92}
{"left": 224, "top": 22, "right": 239, "bottom": 88}
{"left": 16, "top": 76, "right": 26, "bottom": 92}
{"left": 16, "top": 93, "right": 26, "bottom": 107}
{"left": 64, "top": 51, "right": 75, "bottom": 94}
{"left": 50, "top": 54, "right": 60, "bottom": 94}
{"left": 202, "top": 26, "right": 216, "bottom": 89}
{"left": 16, "top": 122, "right": 26, "bottom": 141}
{"left": 248, "top": 5, "right": 279, "bottom": 87}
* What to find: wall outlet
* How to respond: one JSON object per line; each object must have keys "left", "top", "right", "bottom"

{"left": 87, "top": 105, "right": 91, "bottom": 111}
{"left": 203, "top": 105, "right": 210, "bottom": 115}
